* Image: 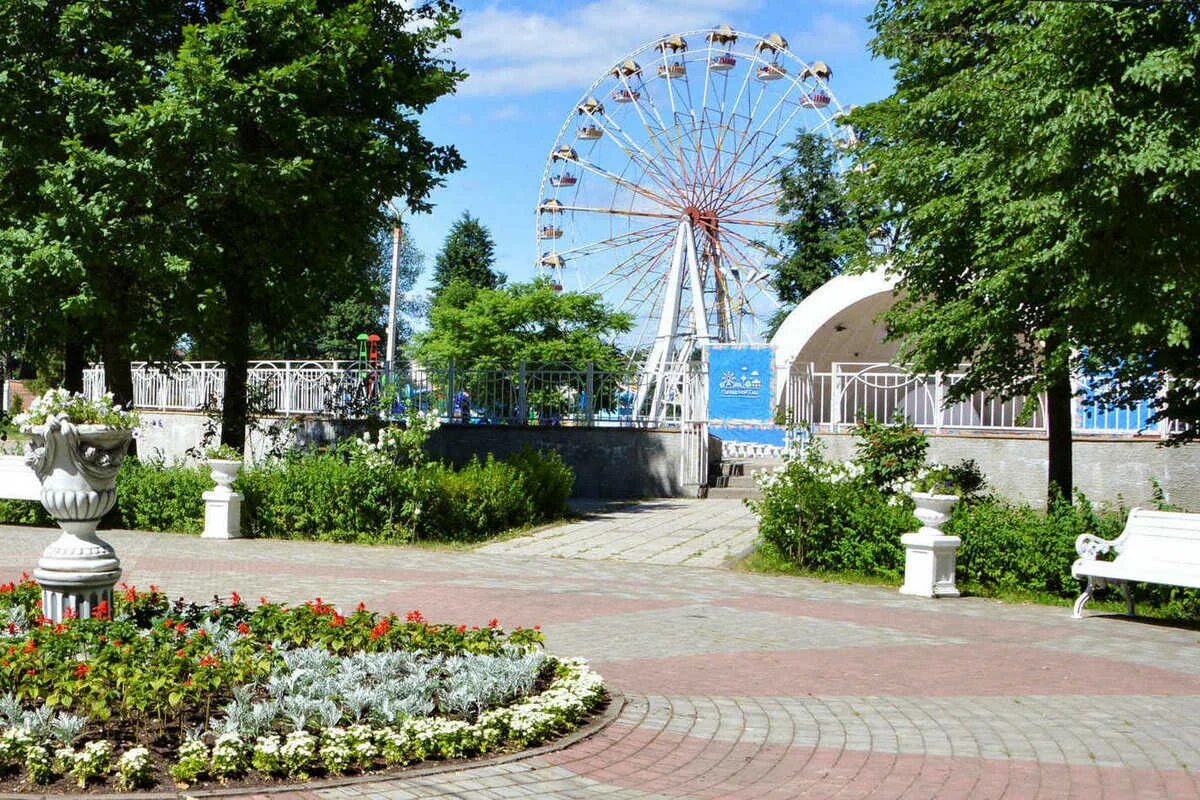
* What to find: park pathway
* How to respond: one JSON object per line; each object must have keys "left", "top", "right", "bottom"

{"left": 4, "top": 502, "right": 1200, "bottom": 799}
{"left": 479, "top": 498, "right": 759, "bottom": 567}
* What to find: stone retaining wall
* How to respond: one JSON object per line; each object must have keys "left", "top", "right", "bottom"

{"left": 818, "top": 432, "right": 1200, "bottom": 509}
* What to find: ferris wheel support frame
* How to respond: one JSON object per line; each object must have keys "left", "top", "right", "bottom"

{"left": 636, "top": 217, "right": 713, "bottom": 419}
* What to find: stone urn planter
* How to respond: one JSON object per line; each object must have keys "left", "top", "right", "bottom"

{"left": 900, "top": 492, "right": 962, "bottom": 598}
{"left": 24, "top": 417, "right": 132, "bottom": 621}
{"left": 202, "top": 457, "right": 244, "bottom": 540}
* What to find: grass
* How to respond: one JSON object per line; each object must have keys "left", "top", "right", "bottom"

{"left": 735, "top": 546, "right": 901, "bottom": 588}
{"left": 736, "top": 543, "right": 1200, "bottom": 626}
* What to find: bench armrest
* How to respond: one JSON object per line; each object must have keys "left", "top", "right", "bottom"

{"left": 1075, "top": 533, "right": 1114, "bottom": 560}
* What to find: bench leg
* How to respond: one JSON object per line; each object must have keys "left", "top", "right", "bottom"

{"left": 1072, "top": 578, "right": 1096, "bottom": 619}
{"left": 1119, "top": 581, "right": 1134, "bottom": 617}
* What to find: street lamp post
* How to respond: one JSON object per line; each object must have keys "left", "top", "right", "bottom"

{"left": 385, "top": 217, "right": 401, "bottom": 384}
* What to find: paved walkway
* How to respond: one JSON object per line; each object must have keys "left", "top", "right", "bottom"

{"left": 480, "top": 499, "right": 759, "bottom": 567}
{"left": 4, "top": 502, "right": 1200, "bottom": 799}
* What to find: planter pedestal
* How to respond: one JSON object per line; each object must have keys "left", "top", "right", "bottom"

{"left": 900, "top": 492, "right": 961, "bottom": 599}
{"left": 202, "top": 459, "right": 243, "bottom": 540}
{"left": 25, "top": 419, "right": 131, "bottom": 621}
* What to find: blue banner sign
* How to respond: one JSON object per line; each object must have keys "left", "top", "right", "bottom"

{"left": 708, "top": 344, "right": 774, "bottom": 424}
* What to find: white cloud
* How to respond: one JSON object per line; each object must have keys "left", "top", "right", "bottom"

{"left": 487, "top": 104, "right": 524, "bottom": 121}
{"left": 454, "top": 0, "right": 767, "bottom": 97}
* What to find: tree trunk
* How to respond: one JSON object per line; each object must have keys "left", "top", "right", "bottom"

{"left": 101, "top": 340, "right": 135, "bottom": 410}
{"left": 1045, "top": 366, "right": 1074, "bottom": 508}
{"left": 62, "top": 336, "right": 85, "bottom": 393}
{"left": 221, "top": 312, "right": 251, "bottom": 451}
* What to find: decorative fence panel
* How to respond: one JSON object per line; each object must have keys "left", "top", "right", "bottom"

{"left": 781, "top": 362, "right": 1172, "bottom": 438}
{"left": 83, "top": 361, "right": 686, "bottom": 428}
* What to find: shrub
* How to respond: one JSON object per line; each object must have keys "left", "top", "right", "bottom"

{"left": 504, "top": 448, "right": 574, "bottom": 519}
{"left": 237, "top": 451, "right": 412, "bottom": 543}
{"left": 0, "top": 499, "right": 51, "bottom": 526}
{"left": 1, "top": 431, "right": 575, "bottom": 543}
{"left": 107, "top": 458, "right": 210, "bottom": 533}
{"left": 851, "top": 414, "right": 928, "bottom": 491}
{"left": 948, "top": 493, "right": 1200, "bottom": 618}
{"left": 750, "top": 442, "right": 916, "bottom": 578}
{"left": 421, "top": 457, "right": 534, "bottom": 542}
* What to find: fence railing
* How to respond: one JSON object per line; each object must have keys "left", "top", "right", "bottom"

{"left": 84, "top": 359, "right": 1184, "bottom": 438}
{"left": 782, "top": 362, "right": 1179, "bottom": 438}
{"left": 84, "top": 361, "right": 691, "bottom": 427}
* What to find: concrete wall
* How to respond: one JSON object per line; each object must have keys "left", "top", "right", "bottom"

{"left": 134, "top": 411, "right": 364, "bottom": 465}
{"left": 818, "top": 432, "right": 1200, "bottom": 509}
{"left": 133, "top": 411, "right": 716, "bottom": 499}
{"left": 427, "top": 425, "right": 715, "bottom": 499}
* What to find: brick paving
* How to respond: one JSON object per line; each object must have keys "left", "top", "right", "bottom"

{"left": 479, "top": 499, "right": 759, "bottom": 568}
{"left": 3, "top": 502, "right": 1200, "bottom": 798}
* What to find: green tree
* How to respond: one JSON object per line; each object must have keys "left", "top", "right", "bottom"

{"left": 410, "top": 278, "right": 632, "bottom": 371}
{"left": 431, "top": 212, "right": 503, "bottom": 301}
{"left": 845, "top": 0, "right": 1200, "bottom": 501}
{"left": 0, "top": 0, "right": 193, "bottom": 403}
{"left": 770, "top": 132, "right": 851, "bottom": 335}
{"left": 157, "top": 0, "right": 464, "bottom": 448}
{"left": 233, "top": 230, "right": 426, "bottom": 363}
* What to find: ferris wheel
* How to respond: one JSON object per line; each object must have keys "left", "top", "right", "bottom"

{"left": 535, "top": 25, "right": 854, "bottom": 420}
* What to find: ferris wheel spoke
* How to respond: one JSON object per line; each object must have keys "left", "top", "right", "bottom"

{"left": 587, "top": 235, "right": 675, "bottom": 308}
{"left": 555, "top": 220, "right": 675, "bottom": 259}
{"left": 570, "top": 154, "right": 677, "bottom": 211}
{"left": 616, "top": 74, "right": 703, "bottom": 209}
{"left": 552, "top": 204, "right": 680, "bottom": 221}
{"left": 582, "top": 112, "right": 690, "bottom": 200}
{"left": 716, "top": 216, "right": 778, "bottom": 228}
{"left": 712, "top": 149, "right": 784, "bottom": 212}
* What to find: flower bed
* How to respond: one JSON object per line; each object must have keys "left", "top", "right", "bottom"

{"left": 0, "top": 576, "right": 606, "bottom": 792}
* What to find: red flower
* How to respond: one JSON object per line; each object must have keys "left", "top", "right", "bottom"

{"left": 230, "top": 591, "right": 241, "bottom": 605}
{"left": 21, "top": 639, "right": 36, "bottom": 654}
{"left": 175, "top": 622, "right": 188, "bottom": 634}
{"left": 93, "top": 601, "right": 110, "bottom": 621}
{"left": 356, "top": 602, "right": 367, "bottom": 612}
{"left": 176, "top": 649, "right": 186, "bottom": 659}
{"left": 456, "top": 624, "right": 467, "bottom": 634}
{"left": 237, "top": 622, "right": 251, "bottom": 636}
{"left": 112, "top": 640, "right": 122, "bottom": 647}
{"left": 163, "top": 618, "right": 175, "bottom": 629}
{"left": 26, "top": 668, "right": 36, "bottom": 677}
{"left": 370, "top": 619, "right": 392, "bottom": 640}
{"left": 0, "top": 582, "right": 14, "bottom": 594}
{"left": 329, "top": 613, "right": 345, "bottom": 628}
{"left": 406, "top": 609, "right": 424, "bottom": 623}
{"left": 62, "top": 606, "right": 77, "bottom": 620}
{"left": 199, "top": 653, "right": 220, "bottom": 668}
{"left": 488, "top": 618, "right": 499, "bottom": 628}
{"left": 260, "top": 596, "right": 269, "bottom": 606}
{"left": 123, "top": 586, "right": 138, "bottom": 603}
{"left": 74, "top": 663, "right": 91, "bottom": 678}
{"left": 533, "top": 625, "right": 541, "bottom": 631}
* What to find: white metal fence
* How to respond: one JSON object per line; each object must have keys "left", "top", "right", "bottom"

{"left": 84, "top": 361, "right": 692, "bottom": 427}
{"left": 782, "top": 362, "right": 1179, "bottom": 438}
{"left": 84, "top": 359, "right": 1182, "bottom": 438}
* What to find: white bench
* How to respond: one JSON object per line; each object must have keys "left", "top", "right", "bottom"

{"left": 0, "top": 454, "right": 40, "bottom": 501}
{"left": 1071, "top": 508, "right": 1200, "bottom": 618}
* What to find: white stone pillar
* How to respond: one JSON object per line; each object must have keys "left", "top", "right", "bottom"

{"left": 201, "top": 459, "right": 243, "bottom": 539}
{"left": 900, "top": 492, "right": 961, "bottom": 598}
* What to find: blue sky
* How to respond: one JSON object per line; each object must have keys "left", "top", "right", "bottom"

{"left": 401, "top": 0, "right": 896, "bottom": 297}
